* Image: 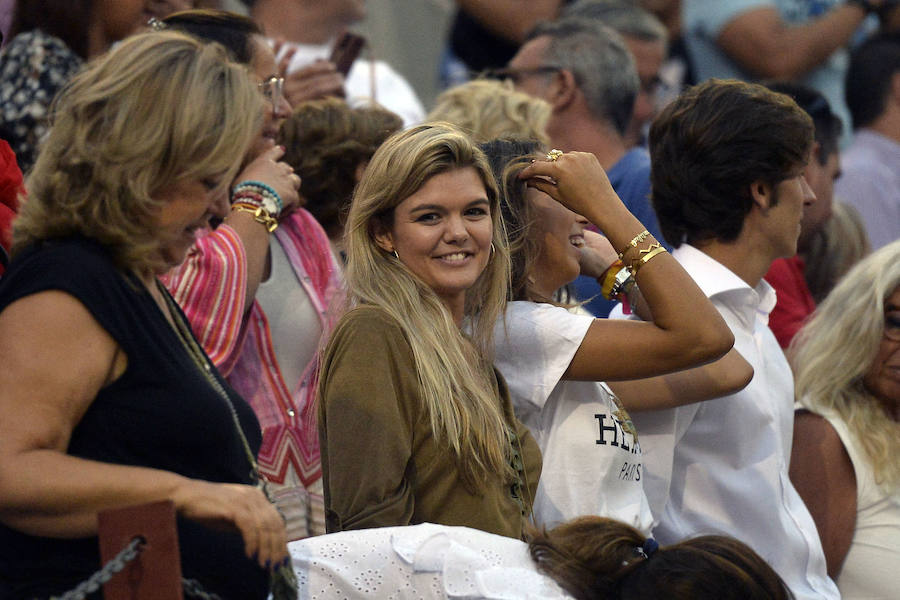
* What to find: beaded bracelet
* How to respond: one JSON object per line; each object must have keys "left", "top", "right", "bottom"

{"left": 617, "top": 230, "right": 651, "bottom": 260}
{"left": 231, "top": 202, "right": 279, "bottom": 233}
{"left": 233, "top": 180, "right": 283, "bottom": 214}
{"left": 231, "top": 187, "right": 281, "bottom": 222}
{"left": 629, "top": 244, "right": 667, "bottom": 277}
{"left": 233, "top": 189, "right": 265, "bottom": 205}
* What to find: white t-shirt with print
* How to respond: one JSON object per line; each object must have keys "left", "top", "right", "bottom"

{"left": 493, "top": 301, "right": 654, "bottom": 533}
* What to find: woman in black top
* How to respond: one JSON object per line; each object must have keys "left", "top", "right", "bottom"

{"left": 0, "top": 32, "right": 297, "bottom": 599}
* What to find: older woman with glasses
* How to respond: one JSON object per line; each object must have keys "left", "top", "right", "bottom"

{"left": 160, "top": 10, "right": 342, "bottom": 542}
{"left": 789, "top": 239, "right": 900, "bottom": 600}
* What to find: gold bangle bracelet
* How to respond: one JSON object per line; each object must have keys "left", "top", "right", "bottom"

{"left": 630, "top": 244, "right": 667, "bottom": 276}
{"left": 231, "top": 204, "right": 279, "bottom": 233}
{"left": 617, "top": 229, "right": 651, "bottom": 260}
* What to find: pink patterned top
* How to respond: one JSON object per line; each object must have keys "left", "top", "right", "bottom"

{"left": 163, "top": 208, "right": 342, "bottom": 539}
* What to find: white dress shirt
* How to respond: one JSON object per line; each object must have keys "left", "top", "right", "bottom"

{"left": 620, "top": 244, "right": 840, "bottom": 600}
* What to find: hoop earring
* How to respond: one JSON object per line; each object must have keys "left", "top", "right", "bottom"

{"left": 490, "top": 242, "right": 496, "bottom": 256}
{"left": 392, "top": 249, "right": 399, "bottom": 260}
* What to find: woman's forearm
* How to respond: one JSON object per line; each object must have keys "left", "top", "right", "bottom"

{"left": 523, "top": 154, "right": 735, "bottom": 381}
{"left": 0, "top": 447, "right": 288, "bottom": 571}
{"left": 609, "top": 347, "right": 754, "bottom": 412}
{"left": 0, "top": 449, "right": 188, "bottom": 537}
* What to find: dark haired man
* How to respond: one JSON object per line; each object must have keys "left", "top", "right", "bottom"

{"left": 836, "top": 32, "right": 900, "bottom": 249}
{"left": 763, "top": 82, "right": 843, "bottom": 348}
{"left": 622, "top": 79, "right": 839, "bottom": 600}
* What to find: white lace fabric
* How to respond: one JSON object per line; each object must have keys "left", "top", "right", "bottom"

{"left": 290, "top": 523, "right": 574, "bottom": 599}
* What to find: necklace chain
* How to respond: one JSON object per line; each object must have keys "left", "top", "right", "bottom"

{"left": 152, "top": 280, "right": 296, "bottom": 598}
{"left": 156, "top": 281, "right": 262, "bottom": 486}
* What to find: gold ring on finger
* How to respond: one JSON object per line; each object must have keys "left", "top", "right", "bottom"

{"left": 546, "top": 149, "right": 563, "bottom": 162}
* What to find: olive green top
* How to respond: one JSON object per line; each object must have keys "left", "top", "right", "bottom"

{"left": 319, "top": 306, "right": 542, "bottom": 539}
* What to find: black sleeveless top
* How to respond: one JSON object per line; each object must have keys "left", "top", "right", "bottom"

{"left": 0, "top": 237, "right": 268, "bottom": 599}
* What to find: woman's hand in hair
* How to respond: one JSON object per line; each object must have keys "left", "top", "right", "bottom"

{"left": 519, "top": 152, "right": 629, "bottom": 238}
{"left": 235, "top": 143, "right": 303, "bottom": 219}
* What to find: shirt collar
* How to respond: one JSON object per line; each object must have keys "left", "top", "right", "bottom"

{"left": 672, "top": 244, "right": 777, "bottom": 328}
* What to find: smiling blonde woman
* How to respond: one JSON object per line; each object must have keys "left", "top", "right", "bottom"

{"left": 318, "top": 123, "right": 541, "bottom": 538}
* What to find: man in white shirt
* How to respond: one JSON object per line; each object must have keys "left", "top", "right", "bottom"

{"left": 242, "top": 0, "right": 425, "bottom": 126}
{"left": 626, "top": 79, "right": 840, "bottom": 600}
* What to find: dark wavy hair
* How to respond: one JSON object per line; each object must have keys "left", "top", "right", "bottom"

{"left": 648, "top": 79, "right": 813, "bottom": 247}
{"left": 162, "top": 9, "right": 262, "bottom": 65}
{"left": 279, "top": 98, "right": 402, "bottom": 239}
{"left": 479, "top": 137, "right": 546, "bottom": 302}
{"left": 528, "top": 516, "right": 793, "bottom": 600}
{"left": 764, "top": 80, "right": 842, "bottom": 165}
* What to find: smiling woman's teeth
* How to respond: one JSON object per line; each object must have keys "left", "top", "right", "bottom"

{"left": 441, "top": 252, "right": 468, "bottom": 262}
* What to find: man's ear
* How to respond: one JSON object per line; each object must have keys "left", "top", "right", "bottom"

{"left": 547, "top": 68, "right": 578, "bottom": 111}
{"left": 749, "top": 179, "right": 773, "bottom": 212}
{"left": 810, "top": 141, "right": 822, "bottom": 168}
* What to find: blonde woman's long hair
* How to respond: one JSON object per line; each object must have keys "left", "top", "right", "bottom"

{"left": 14, "top": 31, "right": 262, "bottom": 275}
{"left": 791, "top": 239, "right": 900, "bottom": 488}
{"left": 428, "top": 79, "right": 551, "bottom": 145}
{"left": 327, "top": 122, "right": 514, "bottom": 488}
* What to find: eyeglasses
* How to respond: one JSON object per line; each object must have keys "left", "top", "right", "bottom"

{"left": 483, "top": 65, "right": 563, "bottom": 85}
{"left": 258, "top": 76, "right": 285, "bottom": 110}
{"left": 885, "top": 313, "right": 900, "bottom": 342}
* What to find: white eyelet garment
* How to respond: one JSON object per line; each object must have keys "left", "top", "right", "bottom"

{"left": 289, "top": 523, "right": 573, "bottom": 599}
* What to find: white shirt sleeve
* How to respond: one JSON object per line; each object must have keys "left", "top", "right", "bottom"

{"left": 493, "top": 302, "right": 593, "bottom": 412}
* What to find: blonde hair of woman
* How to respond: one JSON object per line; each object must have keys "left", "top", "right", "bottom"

{"left": 428, "top": 79, "right": 551, "bottom": 145}
{"left": 792, "top": 239, "right": 900, "bottom": 488}
{"left": 14, "top": 30, "right": 262, "bottom": 276}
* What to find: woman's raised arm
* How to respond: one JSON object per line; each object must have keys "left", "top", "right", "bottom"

{"left": 521, "top": 152, "right": 734, "bottom": 381}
